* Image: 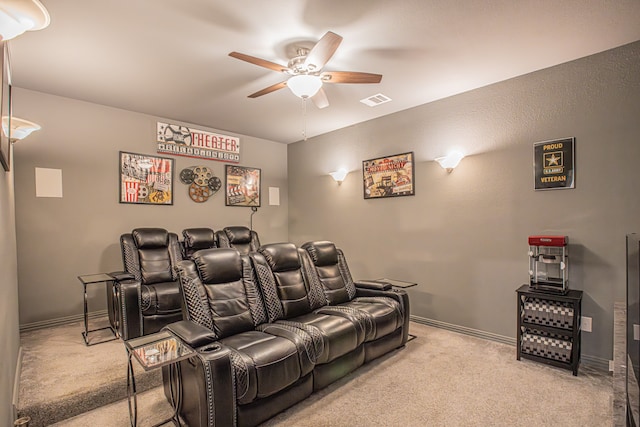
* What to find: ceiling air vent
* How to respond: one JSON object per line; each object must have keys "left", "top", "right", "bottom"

{"left": 360, "top": 93, "right": 392, "bottom": 107}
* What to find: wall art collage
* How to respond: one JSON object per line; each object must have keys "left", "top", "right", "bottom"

{"left": 119, "top": 122, "right": 261, "bottom": 206}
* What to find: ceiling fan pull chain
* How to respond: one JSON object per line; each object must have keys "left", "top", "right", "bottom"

{"left": 302, "top": 97, "right": 308, "bottom": 141}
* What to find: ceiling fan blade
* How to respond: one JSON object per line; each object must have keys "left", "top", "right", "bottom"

{"left": 229, "top": 52, "right": 288, "bottom": 73}
{"left": 304, "top": 31, "right": 343, "bottom": 71}
{"left": 248, "top": 81, "right": 288, "bottom": 98}
{"left": 311, "top": 87, "right": 329, "bottom": 109}
{"left": 321, "top": 71, "right": 383, "bottom": 84}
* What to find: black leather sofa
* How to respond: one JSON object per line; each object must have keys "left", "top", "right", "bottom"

{"left": 182, "top": 227, "right": 217, "bottom": 259}
{"left": 165, "top": 240, "right": 410, "bottom": 427}
{"left": 107, "top": 228, "right": 184, "bottom": 340}
{"left": 109, "top": 226, "right": 261, "bottom": 340}
{"left": 215, "top": 226, "right": 261, "bottom": 255}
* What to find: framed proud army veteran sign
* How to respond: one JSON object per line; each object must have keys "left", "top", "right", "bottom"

{"left": 533, "top": 137, "right": 575, "bottom": 191}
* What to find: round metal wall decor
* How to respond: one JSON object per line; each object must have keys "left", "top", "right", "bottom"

{"left": 179, "top": 166, "right": 220, "bottom": 202}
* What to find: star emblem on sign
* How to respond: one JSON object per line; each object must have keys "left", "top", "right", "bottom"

{"left": 547, "top": 153, "right": 560, "bottom": 166}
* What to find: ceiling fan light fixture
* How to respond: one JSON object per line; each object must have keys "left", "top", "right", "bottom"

{"left": 287, "top": 75, "right": 322, "bottom": 98}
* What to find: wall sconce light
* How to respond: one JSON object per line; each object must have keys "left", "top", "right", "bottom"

{"left": 435, "top": 151, "right": 465, "bottom": 173}
{"left": 329, "top": 168, "right": 349, "bottom": 184}
{"left": 0, "top": 0, "right": 50, "bottom": 41}
{"left": 2, "top": 116, "right": 42, "bottom": 142}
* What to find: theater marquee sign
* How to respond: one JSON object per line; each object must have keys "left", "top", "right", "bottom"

{"left": 157, "top": 122, "right": 240, "bottom": 163}
{"left": 533, "top": 137, "right": 575, "bottom": 190}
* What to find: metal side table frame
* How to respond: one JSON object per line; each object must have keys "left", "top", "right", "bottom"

{"left": 78, "top": 273, "right": 118, "bottom": 346}
{"left": 125, "top": 330, "right": 195, "bottom": 427}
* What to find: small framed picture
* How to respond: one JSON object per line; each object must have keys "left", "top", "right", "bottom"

{"left": 119, "top": 151, "right": 174, "bottom": 205}
{"left": 225, "top": 165, "right": 261, "bottom": 207}
{"left": 363, "top": 152, "right": 415, "bottom": 199}
{"left": 533, "top": 137, "right": 575, "bottom": 190}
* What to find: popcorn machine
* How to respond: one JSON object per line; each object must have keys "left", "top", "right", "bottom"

{"left": 528, "top": 235, "right": 568, "bottom": 294}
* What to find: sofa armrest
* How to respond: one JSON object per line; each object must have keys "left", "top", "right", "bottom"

{"left": 106, "top": 272, "right": 137, "bottom": 340}
{"left": 163, "top": 320, "right": 218, "bottom": 349}
{"left": 355, "top": 279, "right": 392, "bottom": 291}
{"left": 109, "top": 271, "right": 135, "bottom": 282}
{"left": 163, "top": 333, "right": 236, "bottom": 427}
{"left": 356, "top": 287, "right": 411, "bottom": 345}
{"left": 116, "top": 279, "right": 143, "bottom": 340}
{"left": 355, "top": 286, "right": 407, "bottom": 304}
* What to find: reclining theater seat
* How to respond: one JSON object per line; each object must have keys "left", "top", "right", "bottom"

{"left": 107, "top": 228, "right": 183, "bottom": 340}
{"left": 250, "top": 242, "right": 369, "bottom": 390}
{"left": 182, "top": 227, "right": 217, "bottom": 259}
{"left": 301, "top": 240, "right": 410, "bottom": 360}
{"left": 170, "top": 248, "right": 316, "bottom": 427}
{"left": 215, "top": 226, "right": 261, "bottom": 255}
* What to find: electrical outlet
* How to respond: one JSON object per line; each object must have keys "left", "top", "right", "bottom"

{"left": 581, "top": 316, "right": 592, "bottom": 332}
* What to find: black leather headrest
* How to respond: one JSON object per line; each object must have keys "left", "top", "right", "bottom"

{"left": 302, "top": 241, "right": 338, "bottom": 267}
{"left": 183, "top": 228, "right": 216, "bottom": 250}
{"left": 193, "top": 248, "right": 243, "bottom": 284}
{"left": 132, "top": 228, "right": 169, "bottom": 249}
{"left": 259, "top": 243, "right": 300, "bottom": 272}
{"left": 224, "top": 226, "right": 251, "bottom": 244}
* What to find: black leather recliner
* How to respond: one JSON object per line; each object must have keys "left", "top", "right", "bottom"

{"left": 165, "top": 241, "right": 410, "bottom": 426}
{"left": 215, "top": 226, "right": 261, "bottom": 255}
{"left": 250, "top": 243, "right": 369, "bottom": 390}
{"left": 301, "top": 240, "right": 409, "bottom": 357}
{"left": 168, "top": 248, "right": 316, "bottom": 427}
{"left": 107, "top": 228, "right": 184, "bottom": 340}
{"left": 182, "top": 227, "right": 217, "bottom": 259}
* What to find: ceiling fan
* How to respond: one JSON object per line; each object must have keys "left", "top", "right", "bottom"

{"left": 229, "top": 31, "right": 382, "bottom": 109}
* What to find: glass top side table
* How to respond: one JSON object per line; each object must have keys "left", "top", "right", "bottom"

{"left": 125, "top": 330, "right": 194, "bottom": 371}
{"left": 125, "top": 330, "right": 195, "bottom": 427}
{"left": 374, "top": 278, "right": 418, "bottom": 288}
{"left": 78, "top": 273, "right": 118, "bottom": 346}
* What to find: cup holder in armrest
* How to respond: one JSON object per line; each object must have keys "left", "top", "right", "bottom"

{"left": 199, "top": 343, "right": 222, "bottom": 353}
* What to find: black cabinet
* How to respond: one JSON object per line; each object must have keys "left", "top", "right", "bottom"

{"left": 516, "top": 284, "right": 583, "bottom": 376}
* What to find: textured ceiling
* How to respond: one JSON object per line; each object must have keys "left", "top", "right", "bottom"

{"left": 8, "top": 0, "right": 640, "bottom": 143}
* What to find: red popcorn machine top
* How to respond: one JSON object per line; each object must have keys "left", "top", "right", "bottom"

{"left": 528, "top": 235, "right": 568, "bottom": 294}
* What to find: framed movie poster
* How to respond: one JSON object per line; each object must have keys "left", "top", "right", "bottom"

{"left": 363, "top": 152, "right": 415, "bottom": 199}
{"left": 225, "top": 165, "right": 261, "bottom": 207}
{"left": 119, "top": 151, "right": 174, "bottom": 205}
{"left": 0, "top": 42, "right": 11, "bottom": 172}
{"left": 533, "top": 137, "right": 575, "bottom": 190}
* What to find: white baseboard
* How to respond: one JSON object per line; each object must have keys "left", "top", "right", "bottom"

{"left": 410, "top": 314, "right": 610, "bottom": 372}
{"left": 17, "top": 311, "right": 610, "bottom": 372}
{"left": 19, "top": 310, "right": 109, "bottom": 332}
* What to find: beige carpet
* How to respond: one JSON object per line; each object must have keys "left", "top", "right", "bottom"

{"left": 17, "top": 318, "right": 161, "bottom": 427}
{"left": 33, "top": 322, "right": 612, "bottom": 427}
{"left": 264, "top": 322, "right": 612, "bottom": 427}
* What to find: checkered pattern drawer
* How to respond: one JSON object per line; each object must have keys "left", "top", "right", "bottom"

{"left": 522, "top": 297, "right": 574, "bottom": 329}
{"left": 521, "top": 330, "right": 572, "bottom": 363}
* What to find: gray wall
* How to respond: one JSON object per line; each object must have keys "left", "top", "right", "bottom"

{"left": 288, "top": 41, "right": 640, "bottom": 363}
{"left": 7, "top": 41, "right": 639, "bottom": 370}
{"left": 0, "top": 148, "right": 20, "bottom": 427}
{"left": 11, "top": 88, "right": 288, "bottom": 326}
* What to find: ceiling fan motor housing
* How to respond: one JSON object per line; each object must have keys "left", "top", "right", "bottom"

{"left": 288, "top": 48, "right": 315, "bottom": 74}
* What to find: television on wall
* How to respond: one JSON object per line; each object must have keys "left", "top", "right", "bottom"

{"left": 0, "top": 41, "right": 12, "bottom": 172}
